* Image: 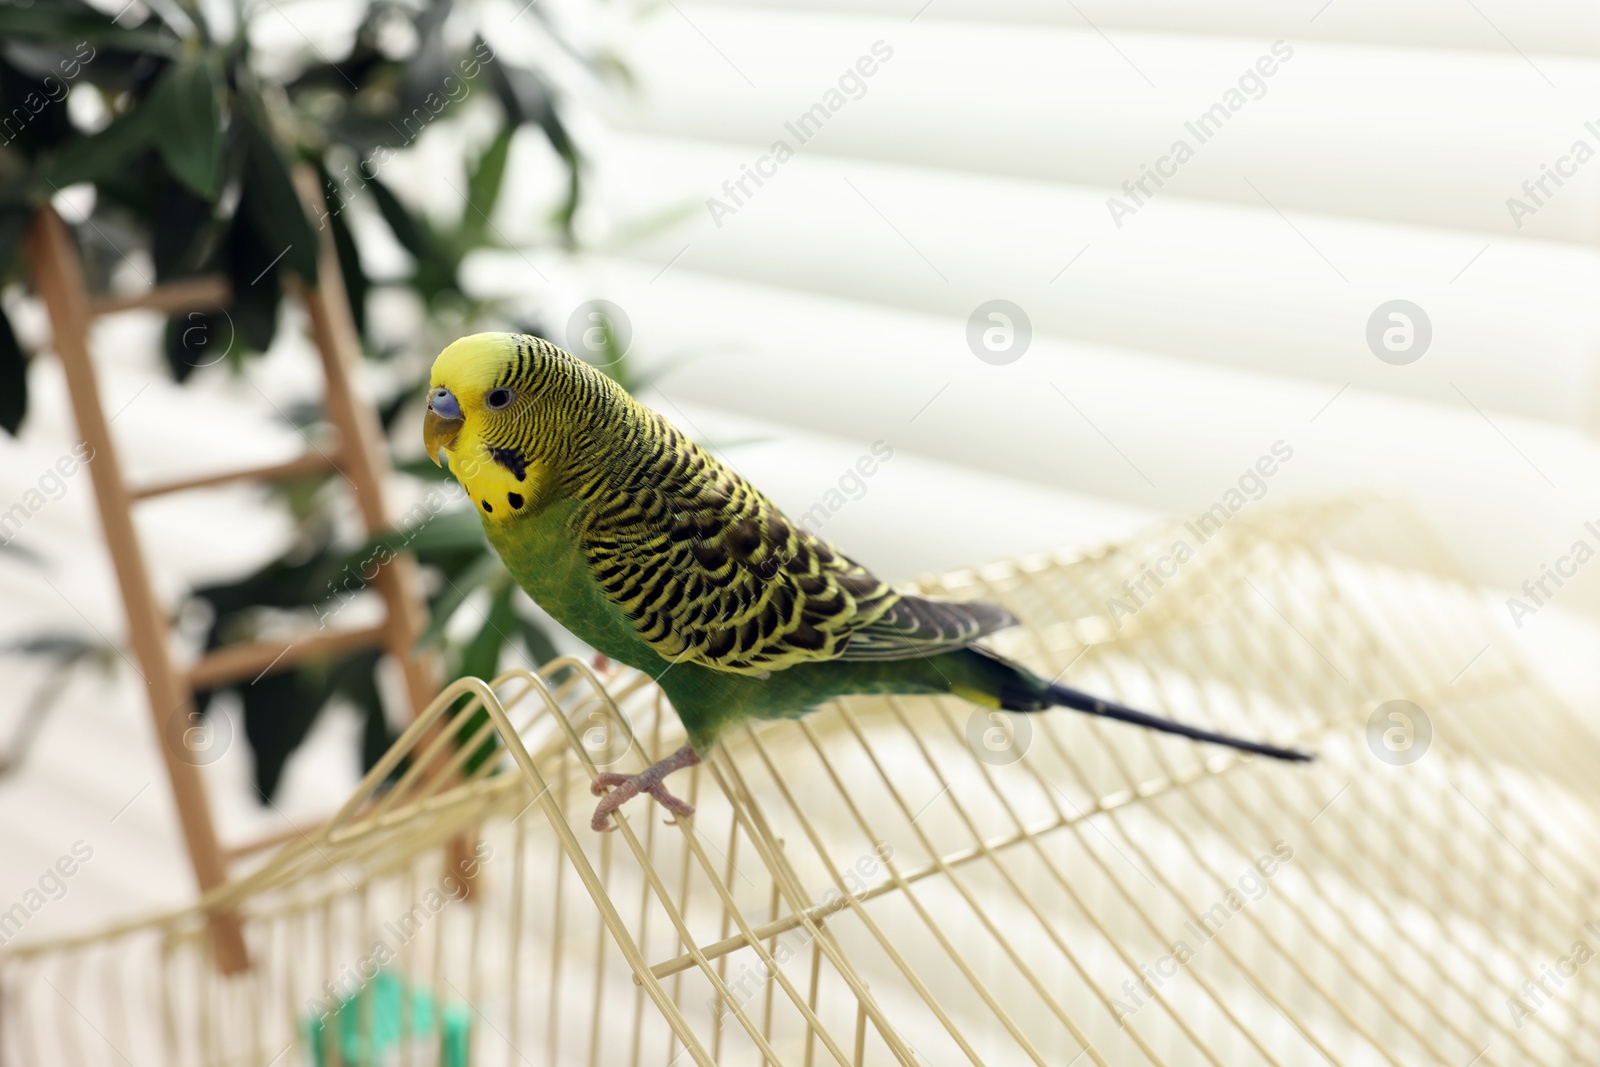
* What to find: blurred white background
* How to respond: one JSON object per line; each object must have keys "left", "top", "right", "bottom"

{"left": 5, "top": 0, "right": 1600, "bottom": 944}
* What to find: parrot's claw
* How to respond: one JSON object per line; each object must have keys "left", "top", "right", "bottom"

{"left": 590, "top": 781, "right": 696, "bottom": 832}
{"left": 589, "top": 772, "right": 634, "bottom": 795}
{"left": 588, "top": 744, "right": 701, "bottom": 832}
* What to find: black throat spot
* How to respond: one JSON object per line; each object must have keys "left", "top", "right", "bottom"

{"left": 488, "top": 446, "right": 528, "bottom": 481}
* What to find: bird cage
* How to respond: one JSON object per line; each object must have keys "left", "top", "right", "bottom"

{"left": 3, "top": 493, "right": 1597, "bottom": 1066}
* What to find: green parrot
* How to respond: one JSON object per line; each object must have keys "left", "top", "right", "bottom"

{"left": 423, "top": 333, "right": 1309, "bottom": 831}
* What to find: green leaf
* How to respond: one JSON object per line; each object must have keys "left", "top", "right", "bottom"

{"left": 0, "top": 207, "right": 30, "bottom": 288}
{"left": 458, "top": 577, "right": 516, "bottom": 684}
{"left": 2, "top": 633, "right": 104, "bottom": 659}
{"left": 308, "top": 158, "right": 368, "bottom": 337}
{"left": 461, "top": 124, "right": 513, "bottom": 244}
{"left": 398, "top": 1, "right": 454, "bottom": 116}
{"left": 366, "top": 172, "right": 431, "bottom": 262}
{"left": 0, "top": 53, "right": 77, "bottom": 154}
{"left": 493, "top": 61, "right": 581, "bottom": 235}
{"left": 221, "top": 205, "right": 281, "bottom": 354}
{"left": 487, "top": 58, "right": 550, "bottom": 131}
{"left": 328, "top": 202, "right": 366, "bottom": 335}
{"left": 590, "top": 52, "right": 636, "bottom": 90}
{"left": 163, "top": 309, "right": 232, "bottom": 381}
{"left": 152, "top": 177, "right": 217, "bottom": 280}
{"left": 237, "top": 111, "right": 318, "bottom": 284}
{"left": 236, "top": 669, "right": 327, "bottom": 802}
{"left": 315, "top": 160, "right": 367, "bottom": 339}
{"left": 0, "top": 304, "right": 27, "bottom": 435}
{"left": 395, "top": 456, "right": 457, "bottom": 482}
{"left": 516, "top": 604, "right": 560, "bottom": 667}
{"left": 452, "top": 576, "right": 516, "bottom": 774}
{"left": 377, "top": 382, "right": 417, "bottom": 427}
{"left": 326, "top": 650, "right": 392, "bottom": 774}
{"left": 149, "top": 58, "right": 223, "bottom": 198}
{"left": 366, "top": 172, "right": 460, "bottom": 300}
{"left": 34, "top": 104, "right": 153, "bottom": 190}
{"left": 420, "top": 549, "right": 503, "bottom": 648}
{"left": 348, "top": 506, "right": 484, "bottom": 565}
{"left": 0, "top": 9, "right": 179, "bottom": 57}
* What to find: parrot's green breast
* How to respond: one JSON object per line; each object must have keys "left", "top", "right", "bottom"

{"left": 483, "top": 499, "right": 964, "bottom": 751}
{"left": 483, "top": 498, "right": 655, "bottom": 667}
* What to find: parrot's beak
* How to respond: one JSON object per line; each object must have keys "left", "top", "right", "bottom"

{"left": 423, "top": 401, "right": 463, "bottom": 467}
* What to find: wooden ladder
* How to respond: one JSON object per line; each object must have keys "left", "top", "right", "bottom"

{"left": 25, "top": 169, "right": 436, "bottom": 974}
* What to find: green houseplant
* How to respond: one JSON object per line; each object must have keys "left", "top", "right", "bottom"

{"left": 0, "top": 0, "right": 615, "bottom": 798}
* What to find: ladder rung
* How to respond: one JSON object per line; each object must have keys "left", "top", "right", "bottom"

{"left": 90, "top": 275, "right": 231, "bottom": 317}
{"left": 131, "top": 452, "right": 336, "bottom": 500}
{"left": 188, "top": 623, "right": 389, "bottom": 691}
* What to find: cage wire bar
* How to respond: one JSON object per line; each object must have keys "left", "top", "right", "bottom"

{"left": 3, "top": 493, "right": 1598, "bottom": 1066}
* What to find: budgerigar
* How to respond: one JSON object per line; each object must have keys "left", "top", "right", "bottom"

{"left": 424, "top": 334, "right": 1310, "bottom": 831}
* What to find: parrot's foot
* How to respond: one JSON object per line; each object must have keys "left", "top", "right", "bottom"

{"left": 589, "top": 744, "right": 701, "bottom": 832}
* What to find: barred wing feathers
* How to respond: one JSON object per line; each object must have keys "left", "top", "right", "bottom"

{"left": 574, "top": 412, "right": 1017, "bottom": 673}
{"left": 837, "top": 596, "right": 1019, "bottom": 661}
{"left": 575, "top": 415, "right": 893, "bottom": 673}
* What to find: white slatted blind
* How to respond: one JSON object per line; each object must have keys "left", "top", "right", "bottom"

{"left": 544, "top": 1, "right": 1600, "bottom": 638}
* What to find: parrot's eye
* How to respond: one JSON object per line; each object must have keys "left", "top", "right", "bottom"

{"left": 486, "top": 388, "right": 514, "bottom": 411}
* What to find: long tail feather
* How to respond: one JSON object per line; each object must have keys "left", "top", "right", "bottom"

{"left": 1044, "top": 683, "right": 1313, "bottom": 762}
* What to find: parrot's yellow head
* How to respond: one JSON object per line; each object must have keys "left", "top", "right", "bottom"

{"left": 425, "top": 332, "right": 617, "bottom": 522}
